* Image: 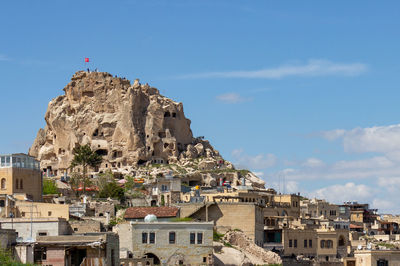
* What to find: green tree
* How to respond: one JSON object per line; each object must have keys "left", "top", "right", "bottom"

{"left": 124, "top": 175, "right": 135, "bottom": 192}
{"left": 70, "top": 144, "right": 102, "bottom": 195}
{"left": 43, "top": 178, "right": 59, "bottom": 195}
{"left": 96, "top": 170, "right": 114, "bottom": 192}
{"left": 98, "top": 181, "right": 124, "bottom": 201}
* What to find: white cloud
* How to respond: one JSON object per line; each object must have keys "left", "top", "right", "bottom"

{"left": 216, "top": 93, "right": 251, "bottom": 104}
{"left": 178, "top": 59, "right": 367, "bottom": 79}
{"left": 311, "top": 182, "right": 373, "bottom": 204}
{"left": 333, "top": 156, "right": 394, "bottom": 170}
{"left": 302, "top": 158, "right": 325, "bottom": 168}
{"left": 231, "top": 149, "right": 277, "bottom": 169}
{"left": 322, "top": 124, "right": 400, "bottom": 154}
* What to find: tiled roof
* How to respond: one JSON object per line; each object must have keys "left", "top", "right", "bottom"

{"left": 350, "top": 224, "right": 363, "bottom": 229}
{"left": 124, "top": 207, "right": 179, "bottom": 219}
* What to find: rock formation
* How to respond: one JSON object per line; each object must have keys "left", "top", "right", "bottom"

{"left": 29, "top": 71, "right": 265, "bottom": 188}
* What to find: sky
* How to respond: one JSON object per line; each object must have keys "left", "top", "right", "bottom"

{"left": 1, "top": 1, "right": 400, "bottom": 213}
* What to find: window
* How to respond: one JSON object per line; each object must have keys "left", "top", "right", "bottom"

{"left": 15, "top": 179, "right": 19, "bottom": 189}
{"left": 377, "top": 259, "right": 389, "bottom": 266}
{"left": 289, "top": 239, "right": 292, "bottom": 247}
{"left": 142, "top": 232, "right": 148, "bottom": 244}
{"left": 190, "top": 233, "right": 196, "bottom": 244}
{"left": 38, "top": 232, "right": 47, "bottom": 236}
{"left": 0, "top": 200, "right": 4, "bottom": 207}
{"left": 309, "top": 239, "right": 312, "bottom": 248}
{"left": 197, "top": 232, "right": 203, "bottom": 244}
{"left": 294, "top": 239, "right": 297, "bottom": 248}
{"left": 74, "top": 228, "right": 78, "bottom": 232}
{"left": 327, "top": 240, "right": 333, "bottom": 248}
{"left": 1, "top": 178, "right": 5, "bottom": 190}
{"left": 320, "top": 240, "right": 325, "bottom": 248}
{"left": 20, "top": 179, "right": 23, "bottom": 189}
{"left": 203, "top": 257, "right": 207, "bottom": 263}
{"left": 304, "top": 239, "right": 307, "bottom": 248}
{"left": 48, "top": 211, "right": 52, "bottom": 216}
{"left": 149, "top": 232, "right": 155, "bottom": 244}
{"left": 21, "top": 212, "right": 25, "bottom": 217}
{"left": 169, "top": 232, "right": 176, "bottom": 244}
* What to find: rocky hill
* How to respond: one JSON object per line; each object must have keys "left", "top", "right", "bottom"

{"left": 29, "top": 71, "right": 265, "bottom": 188}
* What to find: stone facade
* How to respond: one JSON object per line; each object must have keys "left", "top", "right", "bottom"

{"left": 0, "top": 217, "right": 70, "bottom": 241}
{"left": 15, "top": 201, "right": 69, "bottom": 219}
{"left": 115, "top": 221, "right": 213, "bottom": 265}
{"left": 301, "top": 199, "right": 340, "bottom": 220}
{"left": 68, "top": 220, "right": 102, "bottom": 234}
{"left": 0, "top": 154, "right": 42, "bottom": 202}
{"left": 187, "top": 202, "right": 265, "bottom": 246}
{"left": 283, "top": 228, "right": 349, "bottom": 261}
{"left": 352, "top": 250, "right": 400, "bottom": 266}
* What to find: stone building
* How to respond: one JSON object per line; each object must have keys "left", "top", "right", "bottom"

{"left": 14, "top": 200, "right": 69, "bottom": 219}
{"left": 33, "top": 233, "right": 119, "bottom": 266}
{"left": 151, "top": 176, "right": 181, "bottom": 206}
{"left": 0, "top": 217, "right": 70, "bottom": 242}
{"left": 115, "top": 221, "right": 213, "bottom": 265}
{"left": 347, "top": 249, "right": 400, "bottom": 266}
{"left": 183, "top": 202, "right": 265, "bottom": 247}
{"left": 300, "top": 198, "right": 340, "bottom": 220}
{"left": 0, "top": 153, "right": 42, "bottom": 202}
{"left": 283, "top": 228, "right": 349, "bottom": 262}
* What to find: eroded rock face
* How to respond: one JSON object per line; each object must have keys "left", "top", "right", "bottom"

{"left": 29, "top": 71, "right": 210, "bottom": 172}
{"left": 29, "top": 71, "right": 265, "bottom": 189}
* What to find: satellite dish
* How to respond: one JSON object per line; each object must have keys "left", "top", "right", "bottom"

{"left": 144, "top": 214, "right": 157, "bottom": 222}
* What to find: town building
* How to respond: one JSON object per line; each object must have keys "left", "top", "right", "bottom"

{"left": 0, "top": 153, "right": 42, "bottom": 202}
{"left": 0, "top": 217, "right": 70, "bottom": 242}
{"left": 348, "top": 249, "right": 400, "bottom": 266}
{"left": 300, "top": 198, "right": 340, "bottom": 220}
{"left": 151, "top": 176, "right": 181, "bottom": 206}
{"left": 182, "top": 201, "right": 265, "bottom": 246}
{"left": 282, "top": 228, "right": 349, "bottom": 262}
{"left": 115, "top": 221, "right": 213, "bottom": 265}
{"left": 32, "top": 233, "right": 119, "bottom": 266}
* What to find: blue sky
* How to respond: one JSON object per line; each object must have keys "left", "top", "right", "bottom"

{"left": 1, "top": 1, "right": 400, "bottom": 213}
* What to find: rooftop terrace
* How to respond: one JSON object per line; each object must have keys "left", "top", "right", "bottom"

{"left": 0, "top": 153, "right": 40, "bottom": 170}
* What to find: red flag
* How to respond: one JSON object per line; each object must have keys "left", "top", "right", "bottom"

{"left": 84, "top": 58, "right": 89, "bottom": 62}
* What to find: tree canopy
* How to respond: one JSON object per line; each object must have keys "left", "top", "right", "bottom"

{"left": 43, "top": 178, "right": 59, "bottom": 195}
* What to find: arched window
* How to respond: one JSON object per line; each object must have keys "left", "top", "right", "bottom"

{"left": 338, "top": 236, "right": 345, "bottom": 246}
{"left": 1, "top": 178, "right": 6, "bottom": 190}
{"left": 320, "top": 240, "right": 325, "bottom": 248}
{"left": 15, "top": 179, "right": 19, "bottom": 189}
{"left": 20, "top": 179, "right": 23, "bottom": 189}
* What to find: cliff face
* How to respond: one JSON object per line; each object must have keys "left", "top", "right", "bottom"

{"left": 29, "top": 71, "right": 265, "bottom": 188}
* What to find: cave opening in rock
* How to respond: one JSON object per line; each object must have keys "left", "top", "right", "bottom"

{"left": 95, "top": 149, "right": 108, "bottom": 156}
{"left": 137, "top": 159, "right": 147, "bottom": 165}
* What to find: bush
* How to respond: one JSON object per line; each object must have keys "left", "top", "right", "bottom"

{"left": 213, "top": 230, "right": 224, "bottom": 241}
{"left": 98, "top": 182, "right": 124, "bottom": 201}
{"left": 0, "top": 247, "right": 34, "bottom": 265}
{"left": 43, "top": 178, "right": 59, "bottom": 195}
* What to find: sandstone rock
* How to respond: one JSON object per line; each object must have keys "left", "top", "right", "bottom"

{"left": 29, "top": 71, "right": 266, "bottom": 189}
{"left": 223, "top": 230, "right": 282, "bottom": 265}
